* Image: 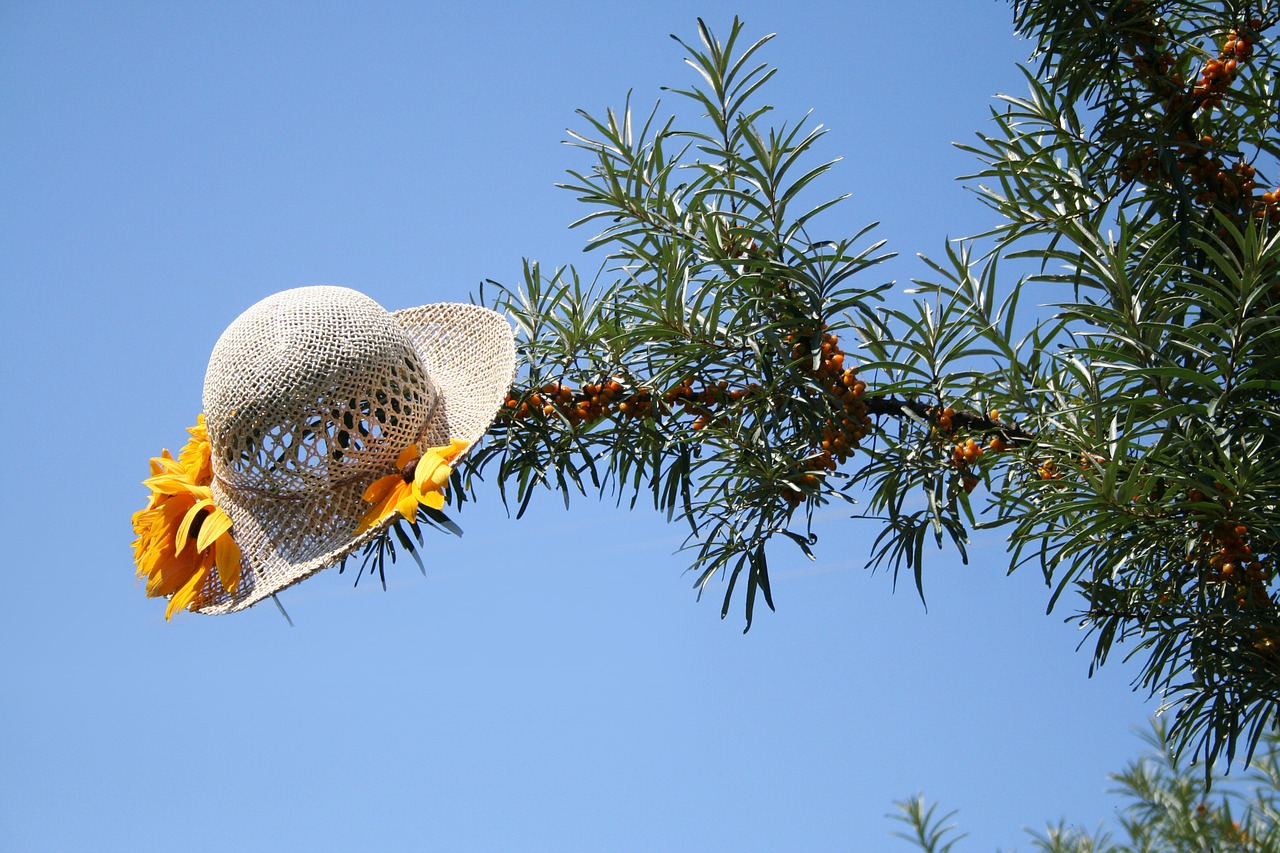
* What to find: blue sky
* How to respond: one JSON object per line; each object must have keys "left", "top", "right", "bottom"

{"left": 2, "top": 2, "right": 1160, "bottom": 851}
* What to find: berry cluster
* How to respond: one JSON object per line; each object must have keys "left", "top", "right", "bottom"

{"left": 950, "top": 437, "right": 985, "bottom": 493}
{"left": 1119, "top": 136, "right": 1262, "bottom": 213}
{"left": 932, "top": 407, "right": 1013, "bottom": 493}
{"left": 1200, "top": 518, "right": 1272, "bottom": 607}
{"left": 1189, "top": 27, "right": 1255, "bottom": 112}
{"left": 1185, "top": 484, "right": 1275, "bottom": 611}
{"left": 1127, "top": 18, "right": 1263, "bottom": 112}
{"left": 1190, "top": 54, "right": 1231, "bottom": 110}
{"left": 931, "top": 406, "right": 956, "bottom": 434}
{"left": 1116, "top": 0, "right": 1182, "bottom": 98}
{"left": 1118, "top": 18, "right": 1278, "bottom": 224}
{"left": 664, "top": 378, "right": 751, "bottom": 431}
{"left": 1223, "top": 26, "right": 1258, "bottom": 60}
{"left": 1254, "top": 630, "right": 1280, "bottom": 671}
{"left": 986, "top": 410, "right": 1009, "bottom": 451}
{"left": 502, "top": 379, "right": 651, "bottom": 427}
{"left": 1195, "top": 25, "right": 1280, "bottom": 225}
{"left": 1128, "top": 47, "right": 1181, "bottom": 97}
{"left": 1259, "top": 187, "right": 1280, "bottom": 226}
{"left": 771, "top": 330, "right": 870, "bottom": 507}
{"left": 789, "top": 330, "right": 870, "bottom": 468}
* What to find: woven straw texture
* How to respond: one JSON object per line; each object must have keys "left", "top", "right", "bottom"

{"left": 194, "top": 286, "right": 516, "bottom": 614}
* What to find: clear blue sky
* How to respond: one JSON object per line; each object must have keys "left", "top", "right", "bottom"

{"left": 2, "top": 2, "right": 1159, "bottom": 850}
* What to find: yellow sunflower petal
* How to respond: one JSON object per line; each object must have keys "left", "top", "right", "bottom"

{"left": 177, "top": 416, "right": 213, "bottom": 484}
{"left": 444, "top": 438, "right": 469, "bottom": 460}
{"left": 154, "top": 450, "right": 181, "bottom": 471}
{"left": 215, "top": 532, "right": 242, "bottom": 593}
{"left": 395, "top": 486, "right": 420, "bottom": 522}
{"left": 147, "top": 571, "right": 177, "bottom": 599}
{"left": 412, "top": 452, "right": 450, "bottom": 493}
{"left": 195, "top": 506, "right": 233, "bottom": 553}
{"left": 356, "top": 481, "right": 407, "bottom": 534}
{"left": 142, "top": 473, "right": 195, "bottom": 495}
{"left": 149, "top": 453, "right": 192, "bottom": 484}
{"left": 361, "top": 474, "right": 400, "bottom": 504}
{"left": 133, "top": 494, "right": 195, "bottom": 578}
{"left": 131, "top": 505, "right": 157, "bottom": 538}
{"left": 428, "top": 461, "right": 453, "bottom": 491}
{"left": 146, "top": 563, "right": 184, "bottom": 598}
{"left": 148, "top": 454, "right": 167, "bottom": 477}
{"left": 146, "top": 541, "right": 201, "bottom": 597}
{"left": 395, "top": 444, "right": 420, "bottom": 468}
{"left": 420, "top": 490, "right": 445, "bottom": 510}
{"left": 175, "top": 499, "right": 213, "bottom": 553}
{"left": 165, "top": 566, "right": 208, "bottom": 621}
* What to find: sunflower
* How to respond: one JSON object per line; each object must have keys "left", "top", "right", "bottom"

{"left": 356, "top": 438, "right": 469, "bottom": 534}
{"left": 132, "top": 418, "right": 241, "bottom": 619}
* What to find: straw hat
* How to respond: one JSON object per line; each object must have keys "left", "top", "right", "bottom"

{"left": 194, "top": 285, "right": 516, "bottom": 613}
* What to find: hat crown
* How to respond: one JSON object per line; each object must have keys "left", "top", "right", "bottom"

{"left": 203, "top": 286, "right": 435, "bottom": 496}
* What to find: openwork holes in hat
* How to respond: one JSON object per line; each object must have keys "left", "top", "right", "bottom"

{"left": 204, "top": 287, "right": 437, "bottom": 498}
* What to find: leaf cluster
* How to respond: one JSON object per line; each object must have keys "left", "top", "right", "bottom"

{"left": 893, "top": 720, "right": 1280, "bottom": 852}
{"left": 468, "top": 19, "right": 891, "bottom": 629}
{"left": 461, "top": 5, "right": 1280, "bottom": 766}
{"left": 882, "top": 0, "right": 1280, "bottom": 768}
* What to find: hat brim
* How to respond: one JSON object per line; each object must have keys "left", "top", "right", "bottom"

{"left": 193, "top": 302, "right": 516, "bottom": 614}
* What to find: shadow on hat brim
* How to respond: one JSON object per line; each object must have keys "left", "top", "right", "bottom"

{"left": 193, "top": 302, "right": 516, "bottom": 615}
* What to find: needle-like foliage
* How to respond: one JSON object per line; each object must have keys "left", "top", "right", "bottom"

{"left": 894, "top": 720, "right": 1280, "bottom": 851}
{"left": 463, "top": 6, "right": 1280, "bottom": 766}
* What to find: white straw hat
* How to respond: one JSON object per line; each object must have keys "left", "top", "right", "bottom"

{"left": 193, "top": 285, "right": 515, "bottom": 613}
